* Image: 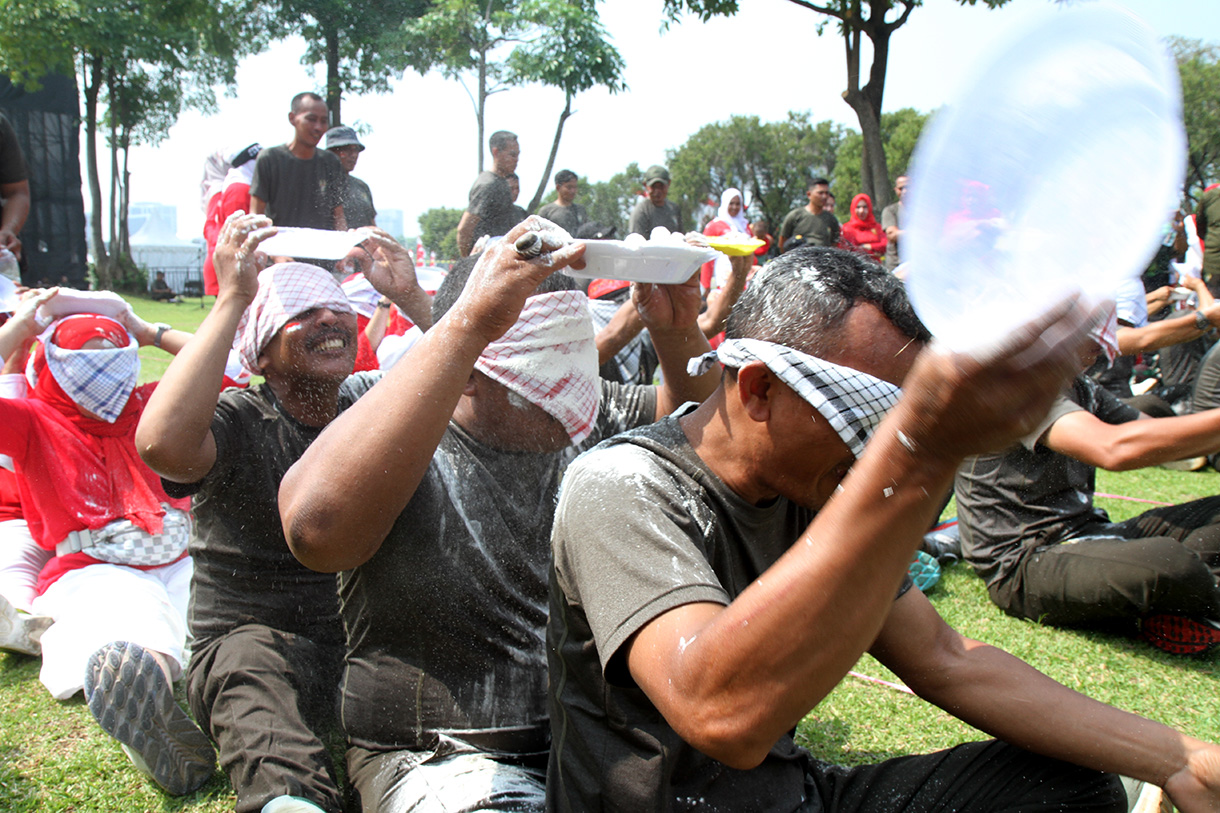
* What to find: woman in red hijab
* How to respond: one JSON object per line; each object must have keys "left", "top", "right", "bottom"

{"left": 839, "top": 193, "right": 888, "bottom": 262}
{"left": 0, "top": 289, "right": 216, "bottom": 795}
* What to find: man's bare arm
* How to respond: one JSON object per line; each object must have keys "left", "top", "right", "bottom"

{"left": 0, "top": 180, "right": 30, "bottom": 257}
{"left": 595, "top": 300, "right": 645, "bottom": 365}
{"left": 137, "top": 214, "right": 273, "bottom": 483}
{"left": 1043, "top": 407, "right": 1220, "bottom": 471}
{"left": 632, "top": 270, "right": 720, "bottom": 418}
{"left": 873, "top": 589, "right": 1220, "bottom": 813}
{"left": 280, "top": 220, "right": 585, "bottom": 573}
{"left": 249, "top": 195, "right": 267, "bottom": 216}
{"left": 697, "top": 254, "right": 750, "bottom": 339}
{"left": 456, "top": 211, "right": 479, "bottom": 257}
{"left": 625, "top": 303, "right": 1092, "bottom": 768}
{"left": 1117, "top": 301, "right": 1220, "bottom": 355}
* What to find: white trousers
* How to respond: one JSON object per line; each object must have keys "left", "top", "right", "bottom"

{"left": 31, "top": 557, "right": 192, "bottom": 700}
{"left": 0, "top": 518, "right": 51, "bottom": 612}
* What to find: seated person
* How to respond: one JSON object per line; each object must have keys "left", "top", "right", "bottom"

{"left": 277, "top": 218, "right": 722, "bottom": 811}
{"left": 547, "top": 247, "right": 1220, "bottom": 812}
{"left": 0, "top": 289, "right": 213, "bottom": 796}
{"left": 137, "top": 214, "right": 429, "bottom": 812}
{"left": 150, "top": 272, "right": 179, "bottom": 303}
{"left": 955, "top": 326, "right": 1220, "bottom": 654}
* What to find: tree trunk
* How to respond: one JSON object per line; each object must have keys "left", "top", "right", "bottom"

{"left": 325, "top": 26, "right": 341, "bottom": 125}
{"left": 528, "top": 93, "right": 572, "bottom": 214}
{"left": 119, "top": 136, "right": 131, "bottom": 258}
{"left": 83, "top": 53, "right": 110, "bottom": 287}
{"left": 476, "top": 50, "right": 487, "bottom": 174}
{"left": 108, "top": 80, "right": 120, "bottom": 267}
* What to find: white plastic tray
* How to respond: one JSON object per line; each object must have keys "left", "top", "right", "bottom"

{"left": 565, "top": 240, "right": 718, "bottom": 284}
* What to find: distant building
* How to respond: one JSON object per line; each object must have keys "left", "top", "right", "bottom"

{"left": 378, "top": 208, "right": 404, "bottom": 242}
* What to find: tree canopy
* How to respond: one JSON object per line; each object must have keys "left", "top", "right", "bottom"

{"left": 1170, "top": 36, "right": 1220, "bottom": 202}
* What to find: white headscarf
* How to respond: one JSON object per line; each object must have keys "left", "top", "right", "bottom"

{"left": 717, "top": 188, "right": 749, "bottom": 233}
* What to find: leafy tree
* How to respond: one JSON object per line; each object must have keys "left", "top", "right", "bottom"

{"left": 404, "top": 0, "right": 625, "bottom": 189}
{"left": 1170, "top": 37, "right": 1220, "bottom": 203}
{"left": 0, "top": 0, "right": 249, "bottom": 289}
{"left": 666, "top": 113, "right": 846, "bottom": 235}
{"left": 418, "top": 206, "right": 464, "bottom": 259}
{"left": 504, "top": 0, "right": 626, "bottom": 212}
{"left": 403, "top": 0, "right": 535, "bottom": 173}
{"left": 662, "top": 0, "right": 1011, "bottom": 210}
{"left": 583, "top": 163, "right": 644, "bottom": 237}
{"left": 830, "top": 106, "right": 928, "bottom": 210}
{"left": 273, "top": 0, "right": 429, "bottom": 125}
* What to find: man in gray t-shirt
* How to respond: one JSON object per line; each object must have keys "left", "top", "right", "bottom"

{"left": 457, "top": 130, "right": 521, "bottom": 256}
{"left": 279, "top": 220, "right": 724, "bottom": 812}
{"left": 880, "top": 174, "right": 908, "bottom": 270}
{"left": 548, "top": 246, "right": 1220, "bottom": 813}
{"left": 537, "top": 169, "right": 587, "bottom": 235}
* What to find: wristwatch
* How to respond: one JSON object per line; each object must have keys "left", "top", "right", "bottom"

{"left": 152, "top": 322, "right": 171, "bottom": 348}
{"left": 1195, "top": 310, "right": 1211, "bottom": 332}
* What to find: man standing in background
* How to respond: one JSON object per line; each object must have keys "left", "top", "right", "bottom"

{"left": 0, "top": 111, "right": 30, "bottom": 261}
{"left": 538, "top": 170, "right": 587, "bottom": 235}
{"left": 456, "top": 130, "right": 520, "bottom": 256}
{"left": 629, "top": 165, "right": 680, "bottom": 237}
{"left": 251, "top": 92, "right": 347, "bottom": 231}
{"left": 882, "top": 174, "right": 909, "bottom": 271}
{"left": 325, "top": 125, "right": 376, "bottom": 229}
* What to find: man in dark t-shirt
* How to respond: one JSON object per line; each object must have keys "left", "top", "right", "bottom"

{"left": 956, "top": 373, "right": 1220, "bottom": 651}
{"left": 137, "top": 214, "right": 430, "bottom": 813}
{"left": 628, "top": 164, "right": 680, "bottom": 237}
{"left": 537, "top": 169, "right": 587, "bottom": 235}
{"left": 250, "top": 92, "right": 347, "bottom": 230}
{"left": 457, "top": 130, "right": 520, "bottom": 256}
{"left": 778, "top": 178, "right": 839, "bottom": 253}
{"left": 278, "top": 218, "right": 724, "bottom": 811}
{"left": 547, "top": 247, "right": 1220, "bottom": 813}
{"left": 0, "top": 112, "right": 31, "bottom": 260}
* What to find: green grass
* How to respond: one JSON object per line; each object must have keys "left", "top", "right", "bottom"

{"left": 0, "top": 296, "right": 1215, "bottom": 807}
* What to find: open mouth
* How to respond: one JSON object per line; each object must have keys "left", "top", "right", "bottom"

{"left": 307, "top": 332, "right": 350, "bottom": 353}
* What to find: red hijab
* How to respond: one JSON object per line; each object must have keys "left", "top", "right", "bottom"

{"left": 840, "top": 193, "right": 887, "bottom": 260}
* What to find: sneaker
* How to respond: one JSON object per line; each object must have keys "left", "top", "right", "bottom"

{"left": 1138, "top": 613, "right": 1220, "bottom": 655}
{"left": 0, "top": 594, "right": 53, "bottom": 656}
{"left": 1158, "top": 456, "right": 1207, "bottom": 471}
{"left": 83, "top": 641, "right": 216, "bottom": 795}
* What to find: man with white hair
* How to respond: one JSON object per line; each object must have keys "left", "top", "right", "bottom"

{"left": 137, "top": 213, "right": 429, "bottom": 813}
{"left": 278, "top": 217, "right": 722, "bottom": 811}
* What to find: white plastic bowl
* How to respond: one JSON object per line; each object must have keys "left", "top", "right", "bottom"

{"left": 903, "top": 3, "right": 1185, "bottom": 353}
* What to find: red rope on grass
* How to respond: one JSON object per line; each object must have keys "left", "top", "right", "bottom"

{"left": 1094, "top": 492, "right": 1172, "bottom": 507}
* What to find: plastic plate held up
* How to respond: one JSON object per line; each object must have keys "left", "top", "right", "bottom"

{"left": 566, "top": 240, "right": 718, "bottom": 284}
{"left": 903, "top": 3, "right": 1185, "bottom": 353}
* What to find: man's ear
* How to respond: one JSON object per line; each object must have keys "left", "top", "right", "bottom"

{"left": 462, "top": 372, "right": 479, "bottom": 398}
{"left": 735, "top": 362, "right": 773, "bottom": 423}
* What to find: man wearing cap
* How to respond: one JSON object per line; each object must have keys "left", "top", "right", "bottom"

{"left": 778, "top": 177, "right": 839, "bottom": 253}
{"left": 629, "top": 165, "right": 681, "bottom": 237}
{"left": 278, "top": 216, "right": 723, "bottom": 810}
{"left": 457, "top": 130, "right": 521, "bottom": 256}
{"left": 251, "top": 92, "right": 347, "bottom": 231}
{"left": 546, "top": 246, "right": 1220, "bottom": 813}
{"left": 137, "top": 214, "right": 430, "bottom": 813}
{"left": 538, "top": 170, "right": 587, "bottom": 236}
{"left": 325, "top": 125, "right": 376, "bottom": 229}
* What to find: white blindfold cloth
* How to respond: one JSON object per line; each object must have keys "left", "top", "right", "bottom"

{"left": 37, "top": 319, "right": 140, "bottom": 424}
{"left": 235, "top": 262, "right": 354, "bottom": 374}
{"left": 688, "top": 338, "right": 902, "bottom": 459}
{"left": 474, "top": 289, "right": 600, "bottom": 444}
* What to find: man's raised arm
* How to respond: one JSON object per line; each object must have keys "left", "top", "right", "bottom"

{"left": 623, "top": 303, "right": 1093, "bottom": 770}
{"left": 280, "top": 220, "right": 585, "bottom": 572}
{"left": 136, "top": 213, "right": 272, "bottom": 483}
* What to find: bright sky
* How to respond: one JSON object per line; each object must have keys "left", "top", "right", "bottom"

{"left": 107, "top": 0, "right": 1220, "bottom": 241}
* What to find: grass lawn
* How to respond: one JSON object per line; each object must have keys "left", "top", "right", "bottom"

{"left": 0, "top": 295, "right": 1215, "bottom": 808}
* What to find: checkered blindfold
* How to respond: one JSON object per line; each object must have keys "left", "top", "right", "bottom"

{"left": 235, "top": 262, "right": 353, "bottom": 374}
{"left": 689, "top": 338, "right": 902, "bottom": 459}
{"left": 40, "top": 320, "right": 140, "bottom": 423}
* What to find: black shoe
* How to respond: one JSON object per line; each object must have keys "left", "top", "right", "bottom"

{"left": 84, "top": 641, "right": 216, "bottom": 795}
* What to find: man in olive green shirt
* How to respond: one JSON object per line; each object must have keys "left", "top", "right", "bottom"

{"left": 778, "top": 178, "right": 839, "bottom": 253}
